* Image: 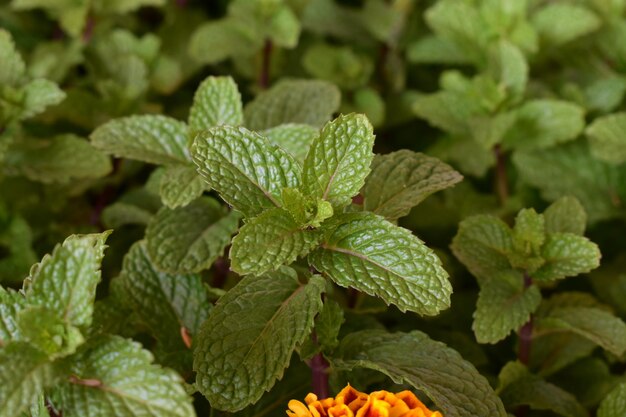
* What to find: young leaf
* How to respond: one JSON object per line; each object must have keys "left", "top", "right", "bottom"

{"left": 230, "top": 208, "right": 323, "bottom": 276}
{"left": 544, "top": 196, "right": 587, "bottom": 235}
{"left": 54, "top": 335, "right": 195, "bottom": 417}
{"left": 17, "top": 306, "right": 84, "bottom": 357}
{"left": 333, "top": 330, "right": 507, "bottom": 417}
{"left": 473, "top": 272, "right": 541, "bottom": 344}
{"left": 532, "top": 233, "right": 601, "bottom": 281}
{"left": 119, "top": 241, "right": 211, "bottom": 349}
{"left": 315, "top": 299, "right": 344, "bottom": 351}
{"left": 303, "top": 113, "right": 375, "bottom": 208}
{"left": 244, "top": 79, "right": 341, "bottom": 131}
{"left": 18, "top": 79, "right": 66, "bottom": 120}
{"left": 0, "top": 342, "right": 61, "bottom": 417}
{"left": 362, "top": 150, "right": 463, "bottom": 220}
{"left": 263, "top": 124, "right": 319, "bottom": 164}
{"left": 586, "top": 112, "right": 626, "bottom": 164}
{"left": 598, "top": 383, "right": 626, "bottom": 417}
{"left": 191, "top": 126, "right": 301, "bottom": 217}
{"left": 531, "top": 4, "right": 601, "bottom": 47}
{"left": 487, "top": 40, "right": 528, "bottom": 99}
{"left": 145, "top": 197, "right": 239, "bottom": 273}
{"left": 159, "top": 165, "right": 208, "bottom": 209}
{"left": 0, "top": 28, "right": 25, "bottom": 86}
{"left": 188, "top": 76, "right": 243, "bottom": 133}
{"left": 193, "top": 268, "right": 325, "bottom": 411}
{"left": 26, "top": 232, "right": 110, "bottom": 328}
{"left": 309, "top": 213, "right": 451, "bottom": 315}
{"left": 91, "top": 115, "right": 189, "bottom": 165}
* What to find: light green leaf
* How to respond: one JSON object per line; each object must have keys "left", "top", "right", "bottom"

{"left": 362, "top": 150, "right": 462, "bottom": 221}
{"left": 0, "top": 214, "right": 37, "bottom": 284}
{"left": 230, "top": 207, "right": 322, "bottom": 276}
{"left": 532, "top": 233, "right": 600, "bottom": 281}
{"left": 537, "top": 307, "right": 626, "bottom": 356}
{"left": 92, "top": 0, "right": 166, "bottom": 14}
{"left": 473, "top": 272, "right": 541, "bottom": 344}
{"left": 303, "top": 114, "right": 375, "bottom": 208}
{"left": 120, "top": 241, "right": 211, "bottom": 349}
{"left": 598, "top": 383, "right": 626, "bottom": 417}
{"left": 0, "top": 286, "right": 26, "bottom": 344}
{"left": 503, "top": 100, "right": 586, "bottom": 151}
{"left": 0, "top": 29, "right": 25, "bottom": 86}
{"left": 334, "top": 330, "right": 507, "bottom": 417}
{"left": 159, "top": 165, "right": 208, "bottom": 209}
{"left": 585, "top": 76, "right": 626, "bottom": 114}
{"left": 27, "top": 232, "right": 110, "bottom": 328}
{"left": 302, "top": 43, "right": 373, "bottom": 90}
{"left": 407, "top": 35, "right": 471, "bottom": 65}
{"left": 91, "top": 115, "right": 189, "bottom": 165}
{"left": 16, "top": 306, "right": 84, "bottom": 357}
{"left": 18, "top": 78, "right": 65, "bottom": 120}
{"left": 55, "top": 335, "right": 195, "bottom": 417}
{"left": 194, "top": 268, "right": 325, "bottom": 411}
{"left": 281, "top": 188, "right": 333, "bottom": 228}
{"left": 191, "top": 126, "right": 301, "bottom": 217}
{"left": 145, "top": 197, "right": 239, "bottom": 274}
{"left": 188, "top": 19, "right": 260, "bottom": 65}
{"left": 509, "top": 209, "right": 545, "bottom": 270}
{"left": 0, "top": 342, "right": 61, "bottom": 417}
{"left": 451, "top": 215, "right": 513, "bottom": 282}
{"left": 263, "top": 124, "right": 318, "bottom": 164}
{"left": 532, "top": 4, "right": 601, "bottom": 47}
{"left": 309, "top": 212, "right": 451, "bottom": 315}
{"left": 188, "top": 76, "right": 243, "bottom": 133}
{"left": 497, "top": 361, "right": 587, "bottom": 417}
{"left": 469, "top": 110, "right": 517, "bottom": 149}
{"left": 428, "top": 135, "right": 495, "bottom": 177}
{"left": 413, "top": 91, "right": 482, "bottom": 135}
{"left": 544, "top": 196, "right": 587, "bottom": 235}
{"left": 268, "top": 5, "right": 301, "bottom": 48}
{"left": 487, "top": 40, "right": 528, "bottom": 99}
{"left": 244, "top": 79, "right": 341, "bottom": 131}
{"left": 101, "top": 202, "right": 153, "bottom": 229}
{"left": 587, "top": 112, "right": 626, "bottom": 164}
{"left": 5, "top": 135, "right": 111, "bottom": 183}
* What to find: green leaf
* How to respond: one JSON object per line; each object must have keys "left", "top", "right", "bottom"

{"left": 191, "top": 126, "right": 301, "bottom": 218}
{"left": 532, "top": 233, "right": 601, "bottom": 281}
{"left": 0, "top": 28, "right": 25, "bottom": 86}
{"left": 54, "top": 335, "right": 195, "bottom": 417}
{"left": 188, "top": 76, "right": 243, "bottom": 133}
{"left": 230, "top": 207, "right": 322, "bottom": 276}
{"left": 413, "top": 91, "right": 482, "bottom": 135}
{"left": 587, "top": 112, "right": 626, "bottom": 164}
{"left": 544, "top": 196, "right": 587, "bottom": 235}
{"left": 282, "top": 188, "right": 333, "bottom": 228}
{"left": 503, "top": 100, "right": 586, "bottom": 151}
{"left": 92, "top": 0, "right": 166, "bottom": 14}
{"left": 0, "top": 286, "right": 26, "bottom": 344}
{"left": 188, "top": 19, "right": 260, "bottom": 65}
{"left": 536, "top": 307, "right": 626, "bottom": 356}
{"left": 598, "top": 383, "right": 626, "bottom": 417}
{"left": 314, "top": 299, "right": 344, "bottom": 351}
{"left": 309, "top": 212, "right": 451, "bottom": 315}
{"left": 333, "top": 329, "right": 507, "bottom": 417}
{"left": 194, "top": 268, "right": 325, "bottom": 411}
{"left": 16, "top": 306, "right": 84, "bottom": 357}
{"left": 532, "top": 4, "right": 601, "bottom": 47}
{"left": 302, "top": 43, "right": 373, "bottom": 90}
{"left": 0, "top": 342, "right": 61, "bottom": 417}
{"left": 91, "top": 115, "right": 189, "bottom": 165}
{"left": 407, "top": 35, "right": 471, "bottom": 65}
{"left": 487, "top": 40, "right": 528, "bottom": 99}
{"left": 497, "top": 361, "right": 587, "bottom": 417}
{"left": 362, "top": 150, "right": 463, "bottom": 221}
{"left": 18, "top": 78, "right": 65, "bottom": 120}
{"left": 303, "top": 114, "right": 375, "bottom": 208}
{"left": 267, "top": 5, "right": 301, "bottom": 48}
{"left": 101, "top": 202, "right": 153, "bottom": 229}
{"left": 26, "top": 232, "right": 110, "bottom": 328}
{"left": 0, "top": 214, "right": 37, "bottom": 284}
{"left": 4, "top": 135, "right": 112, "bottom": 183}
{"left": 120, "top": 241, "right": 211, "bottom": 350}
{"left": 145, "top": 197, "right": 239, "bottom": 274}
{"left": 244, "top": 79, "right": 341, "bottom": 131}
{"left": 262, "top": 124, "right": 319, "bottom": 164}
{"left": 473, "top": 272, "right": 541, "bottom": 344}
{"left": 508, "top": 208, "right": 545, "bottom": 271}
{"left": 159, "top": 165, "right": 208, "bottom": 209}
{"left": 451, "top": 215, "right": 513, "bottom": 282}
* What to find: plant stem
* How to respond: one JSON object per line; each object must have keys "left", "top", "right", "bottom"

{"left": 494, "top": 144, "right": 508, "bottom": 206}
{"left": 515, "top": 272, "right": 533, "bottom": 417}
{"left": 311, "top": 350, "right": 330, "bottom": 399}
{"left": 259, "top": 39, "right": 273, "bottom": 89}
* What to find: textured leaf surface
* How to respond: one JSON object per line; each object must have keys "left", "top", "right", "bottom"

{"left": 146, "top": 197, "right": 239, "bottom": 273}
{"left": 230, "top": 208, "right": 322, "bottom": 276}
{"left": 451, "top": 215, "right": 513, "bottom": 282}
{"left": 0, "top": 28, "right": 25, "bottom": 85}
{"left": 91, "top": 115, "right": 189, "bottom": 165}
{"left": 55, "top": 335, "right": 195, "bottom": 417}
{"left": 194, "top": 268, "right": 325, "bottom": 411}
{"left": 334, "top": 330, "right": 507, "bottom": 417}
{"left": 587, "top": 112, "right": 626, "bottom": 164}
{"left": 120, "top": 242, "right": 211, "bottom": 349}
{"left": 244, "top": 80, "right": 340, "bottom": 130}
{"left": 303, "top": 114, "right": 375, "bottom": 208}
{"left": 263, "top": 124, "right": 319, "bottom": 164}
{"left": 159, "top": 165, "right": 208, "bottom": 209}
{"left": 18, "top": 78, "right": 66, "bottom": 120}
{"left": 532, "top": 4, "right": 601, "bottom": 46}
{"left": 598, "top": 383, "right": 626, "bottom": 417}
{"left": 532, "top": 233, "right": 601, "bottom": 281}
{"left": 544, "top": 196, "right": 587, "bottom": 235}
{"left": 0, "top": 342, "right": 60, "bottom": 417}
{"left": 27, "top": 232, "right": 110, "bottom": 328}
{"left": 191, "top": 126, "right": 301, "bottom": 217}
{"left": 362, "top": 150, "right": 462, "bottom": 220}
{"left": 473, "top": 272, "right": 541, "bottom": 344}
{"left": 309, "top": 213, "right": 451, "bottom": 315}
{"left": 0, "top": 286, "right": 26, "bottom": 344}
{"left": 189, "top": 76, "right": 243, "bottom": 133}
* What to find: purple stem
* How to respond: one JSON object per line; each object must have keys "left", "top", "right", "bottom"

{"left": 311, "top": 351, "right": 330, "bottom": 399}
{"left": 259, "top": 40, "right": 273, "bottom": 89}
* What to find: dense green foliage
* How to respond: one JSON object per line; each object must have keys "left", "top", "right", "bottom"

{"left": 1, "top": 1, "right": 626, "bottom": 416}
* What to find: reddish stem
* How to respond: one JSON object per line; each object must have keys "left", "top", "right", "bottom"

{"left": 494, "top": 144, "right": 508, "bottom": 206}
{"left": 515, "top": 273, "right": 533, "bottom": 417}
{"left": 259, "top": 40, "right": 273, "bottom": 89}
{"left": 311, "top": 351, "right": 330, "bottom": 399}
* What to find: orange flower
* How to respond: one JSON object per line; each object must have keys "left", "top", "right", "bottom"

{"left": 286, "top": 385, "right": 443, "bottom": 417}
